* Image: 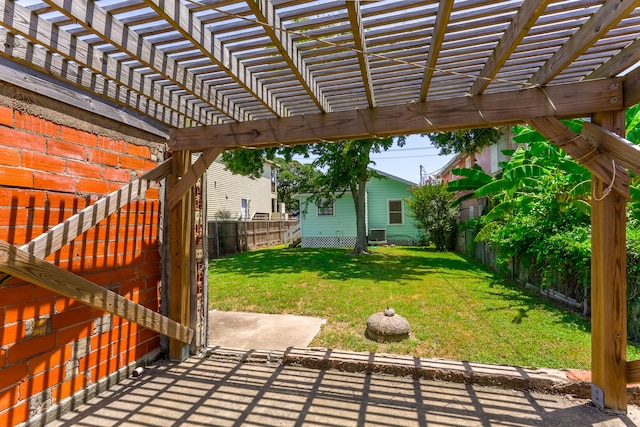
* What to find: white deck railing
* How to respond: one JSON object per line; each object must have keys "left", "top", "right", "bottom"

{"left": 284, "top": 222, "right": 301, "bottom": 246}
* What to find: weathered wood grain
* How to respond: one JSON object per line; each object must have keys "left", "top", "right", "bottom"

{"left": 590, "top": 110, "right": 628, "bottom": 413}
{"left": 170, "top": 78, "right": 623, "bottom": 151}
{"left": 587, "top": 38, "right": 640, "bottom": 80}
{"left": 627, "top": 359, "right": 640, "bottom": 384}
{"left": 0, "top": 239, "right": 193, "bottom": 344}
{"left": 582, "top": 122, "right": 640, "bottom": 175}
{"left": 624, "top": 65, "right": 640, "bottom": 109}
{"left": 527, "top": 116, "right": 629, "bottom": 197}
{"left": 168, "top": 147, "right": 222, "bottom": 209}
{"left": 168, "top": 151, "right": 194, "bottom": 361}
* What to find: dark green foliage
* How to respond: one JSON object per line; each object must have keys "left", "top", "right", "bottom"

{"left": 221, "top": 148, "right": 278, "bottom": 178}
{"left": 271, "top": 158, "right": 321, "bottom": 213}
{"left": 466, "top": 130, "right": 593, "bottom": 302}
{"left": 407, "top": 183, "right": 457, "bottom": 250}
{"left": 308, "top": 137, "right": 405, "bottom": 254}
{"left": 427, "top": 128, "right": 503, "bottom": 155}
{"left": 221, "top": 137, "right": 406, "bottom": 255}
{"left": 454, "top": 109, "right": 640, "bottom": 340}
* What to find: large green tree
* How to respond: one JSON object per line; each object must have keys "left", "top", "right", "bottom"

{"left": 308, "top": 137, "right": 405, "bottom": 254}
{"left": 271, "top": 157, "right": 321, "bottom": 214}
{"left": 426, "top": 127, "right": 503, "bottom": 155}
{"left": 223, "top": 136, "right": 405, "bottom": 255}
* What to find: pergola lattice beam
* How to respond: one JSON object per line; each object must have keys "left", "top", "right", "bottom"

{"left": 246, "top": 0, "right": 330, "bottom": 113}
{"left": 469, "top": 0, "right": 550, "bottom": 95}
{"left": 528, "top": 0, "right": 640, "bottom": 86}
{"left": 586, "top": 37, "right": 640, "bottom": 80}
{"left": 419, "top": 0, "right": 453, "bottom": 102}
{"left": 346, "top": 0, "right": 375, "bottom": 108}
{"left": 143, "top": 0, "right": 289, "bottom": 118}
{"left": 0, "top": 0, "right": 193, "bottom": 127}
{"left": 43, "top": 0, "right": 246, "bottom": 123}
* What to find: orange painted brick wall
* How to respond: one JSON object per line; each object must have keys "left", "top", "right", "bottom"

{"left": 0, "top": 107, "right": 163, "bottom": 426}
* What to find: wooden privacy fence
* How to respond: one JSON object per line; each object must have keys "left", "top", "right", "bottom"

{"left": 208, "top": 220, "right": 298, "bottom": 258}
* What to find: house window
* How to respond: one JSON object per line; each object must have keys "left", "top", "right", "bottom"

{"left": 388, "top": 199, "right": 403, "bottom": 225}
{"left": 317, "top": 202, "right": 334, "bottom": 216}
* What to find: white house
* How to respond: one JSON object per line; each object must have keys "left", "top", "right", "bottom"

{"left": 202, "top": 157, "right": 279, "bottom": 221}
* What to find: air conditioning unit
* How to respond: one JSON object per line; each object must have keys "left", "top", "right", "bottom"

{"left": 368, "top": 228, "right": 387, "bottom": 245}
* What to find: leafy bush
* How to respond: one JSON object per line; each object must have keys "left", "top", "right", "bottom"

{"left": 407, "top": 184, "right": 457, "bottom": 250}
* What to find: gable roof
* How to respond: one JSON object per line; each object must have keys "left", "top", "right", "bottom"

{"left": 369, "top": 168, "right": 418, "bottom": 187}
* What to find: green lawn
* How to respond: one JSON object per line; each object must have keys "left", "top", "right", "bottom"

{"left": 208, "top": 246, "right": 640, "bottom": 370}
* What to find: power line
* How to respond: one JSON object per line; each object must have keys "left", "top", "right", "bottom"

{"left": 377, "top": 146, "right": 439, "bottom": 152}
{"left": 370, "top": 153, "right": 445, "bottom": 160}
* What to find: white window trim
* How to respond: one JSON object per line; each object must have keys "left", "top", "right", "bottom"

{"left": 317, "top": 202, "right": 335, "bottom": 216}
{"left": 387, "top": 198, "right": 404, "bottom": 225}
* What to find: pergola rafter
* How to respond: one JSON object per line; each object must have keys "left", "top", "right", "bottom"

{"left": 469, "top": 0, "right": 550, "bottom": 95}
{"left": 346, "top": 0, "right": 375, "bottom": 108}
{"left": 42, "top": 0, "right": 246, "bottom": 124}
{"left": 0, "top": 0, "right": 194, "bottom": 127}
{"left": 528, "top": 0, "right": 640, "bottom": 85}
{"left": 246, "top": 0, "right": 331, "bottom": 113}
{"left": 419, "top": 0, "right": 453, "bottom": 102}
{"left": 143, "top": 0, "right": 289, "bottom": 118}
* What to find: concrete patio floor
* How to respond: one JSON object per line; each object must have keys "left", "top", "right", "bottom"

{"left": 39, "top": 312, "right": 640, "bottom": 426}
{"left": 46, "top": 352, "right": 640, "bottom": 427}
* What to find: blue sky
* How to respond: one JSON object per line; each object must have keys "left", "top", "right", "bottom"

{"left": 293, "top": 134, "right": 455, "bottom": 185}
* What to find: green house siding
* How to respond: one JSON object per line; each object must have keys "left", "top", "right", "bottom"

{"left": 298, "top": 173, "right": 420, "bottom": 248}
{"left": 366, "top": 177, "right": 420, "bottom": 245}
{"left": 300, "top": 195, "right": 358, "bottom": 247}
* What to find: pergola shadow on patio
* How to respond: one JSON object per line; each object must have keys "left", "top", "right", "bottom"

{"left": 46, "top": 351, "right": 640, "bottom": 427}
{"left": 2, "top": 0, "right": 640, "bottom": 423}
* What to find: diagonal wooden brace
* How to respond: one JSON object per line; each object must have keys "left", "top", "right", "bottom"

{"left": 168, "top": 147, "right": 223, "bottom": 209}
{"left": 581, "top": 121, "right": 640, "bottom": 175}
{"left": 0, "top": 159, "right": 172, "bottom": 286}
{"left": 0, "top": 239, "right": 193, "bottom": 344}
{"left": 527, "top": 116, "right": 629, "bottom": 198}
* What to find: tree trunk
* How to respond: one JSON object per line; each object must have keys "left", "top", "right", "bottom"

{"left": 351, "top": 176, "right": 369, "bottom": 255}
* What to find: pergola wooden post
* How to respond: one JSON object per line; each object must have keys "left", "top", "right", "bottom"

{"left": 168, "top": 150, "right": 194, "bottom": 361}
{"left": 590, "top": 110, "right": 628, "bottom": 413}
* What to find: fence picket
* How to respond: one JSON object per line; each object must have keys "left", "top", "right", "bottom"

{"left": 208, "top": 220, "right": 298, "bottom": 258}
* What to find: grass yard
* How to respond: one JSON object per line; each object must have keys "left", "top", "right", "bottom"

{"left": 208, "top": 246, "right": 640, "bottom": 370}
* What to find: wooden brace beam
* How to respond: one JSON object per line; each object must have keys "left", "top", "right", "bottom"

{"left": 170, "top": 78, "right": 623, "bottom": 152}
{"left": 0, "top": 239, "right": 193, "bottom": 344}
{"left": 168, "top": 147, "right": 223, "bottom": 209}
{"left": 527, "top": 117, "right": 629, "bottom": 198}
{"left": 582, "top": 122, "right": 640, "bottom": 175}
{"left": 627, "top": 359, "right": 640, "bottom": 384}
{"left": 0, "top": 159, "right": 172, "bottom": 286}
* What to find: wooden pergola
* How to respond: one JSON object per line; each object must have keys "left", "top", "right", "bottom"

{"left": 1, "top": 0, "right": 640, "bottom": 414}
